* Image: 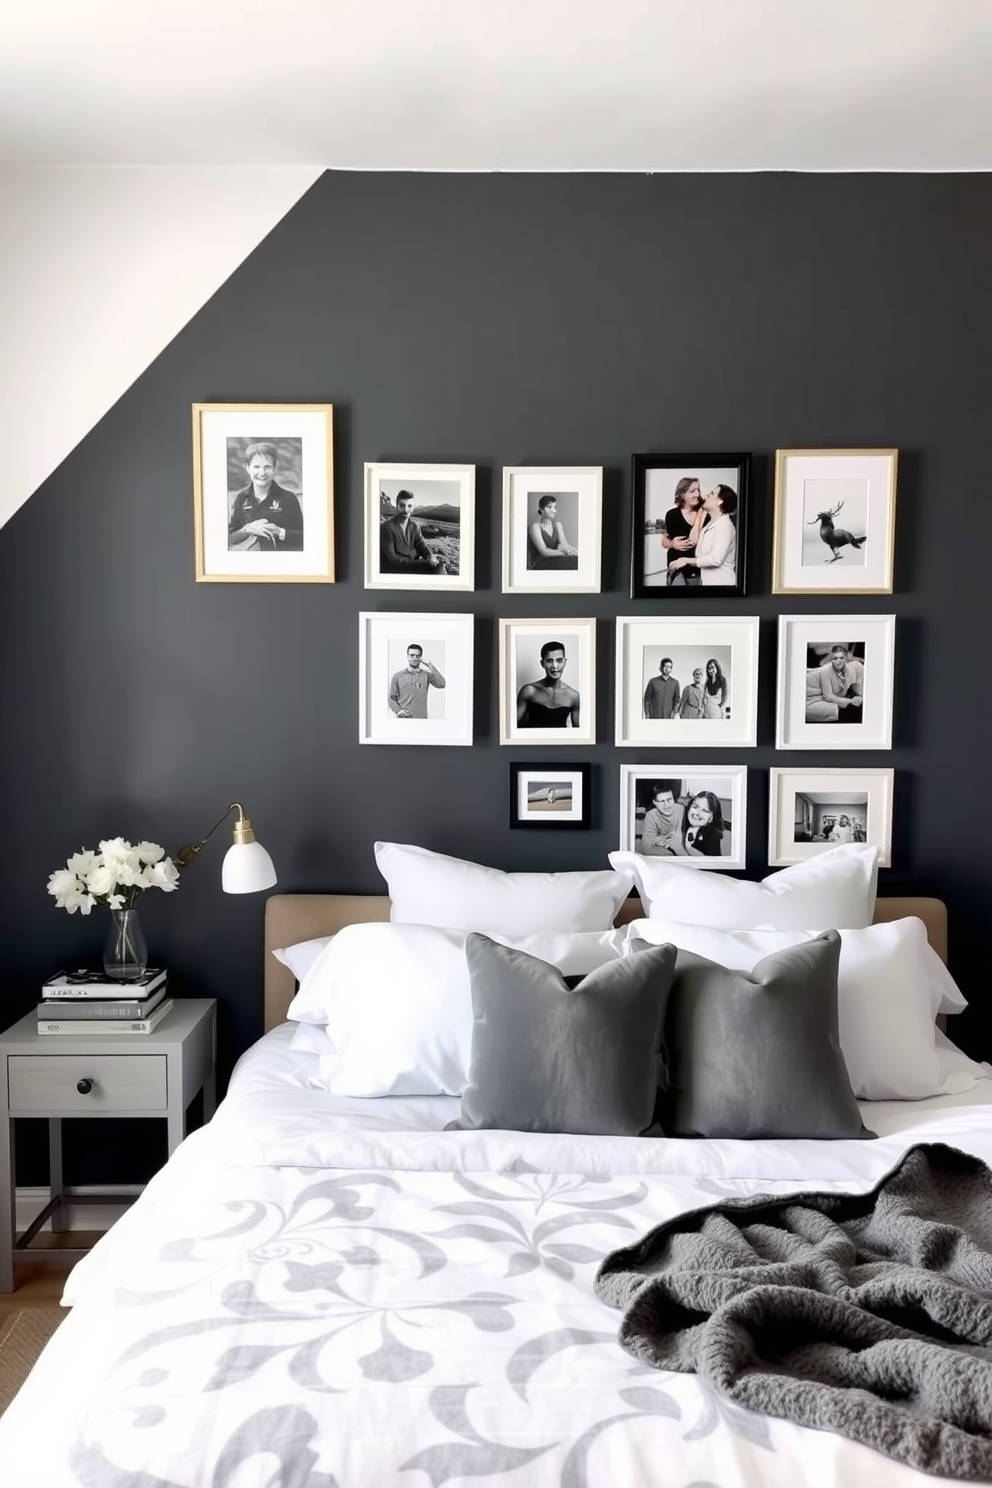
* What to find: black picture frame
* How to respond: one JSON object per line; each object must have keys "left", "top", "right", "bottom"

{"left": 630, "top": 452, "right": 750, "bottom": 599}
{"left": 509, "top": 762, "right": 592, "bottom": 830}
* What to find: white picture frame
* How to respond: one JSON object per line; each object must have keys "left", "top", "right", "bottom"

{"left": 772, "top": 448, "right": 897, "bottom": 595}
{"left": 619, "top": 764, "right": 748, "bottom": 870}
{"left": 498, "top": 618, "right": 596, "bottom": 746}
{"left": 776, "top": 614, "right": 895, "bottom": 750}
{"left": 615, "top": 615, "right": 759, "bottom": 748}
{"left": 501, "top": 466, "right": 603, "bottom": 594}
{"left": 768, "top": 767, "right": 894, "bottom": 867}
{"left": 363, "top": 462, "right": 475, "bottom": 591}
{"left": 358, "top": 611, "right": 474, "bottom": 746}
{"left": 192, "top": 402, "right": 334, "bottom": 583}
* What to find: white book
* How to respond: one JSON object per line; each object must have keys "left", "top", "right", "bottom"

{"left": 37, "top": 998, "right": 174, "bottom": 1036}
{"left": 42, "top": 966, "right": 168, "bottom": 1000}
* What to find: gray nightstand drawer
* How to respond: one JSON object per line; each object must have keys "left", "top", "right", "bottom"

{"left": 7, "top": 1054, "right": 167, "bottom": 1112}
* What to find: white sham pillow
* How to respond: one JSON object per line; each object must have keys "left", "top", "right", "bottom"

{"left": 608, "top": 844, "right": 878, "bottom": 931}
{"left": 623, "top": 916, "right": 981, "bottom": 1101}
{"left": 287, "top": 921, "right": 623, "bottom": 1096}
{"left": 272, "top": 935, "right": 334, "bottom": 984}
{"left": 376, "top": 841, "right": 634, "bottom": 935}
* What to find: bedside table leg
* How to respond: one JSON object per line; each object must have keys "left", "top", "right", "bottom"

{"left": 49, "top": 1119, "right": 66, "bottom": 1233}
{"left": 0, "top": 1117, "right": 13, "bottom": 1292}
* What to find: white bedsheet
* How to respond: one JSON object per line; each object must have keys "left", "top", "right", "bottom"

{"left": 2, "top": 1023, "right": 992, "bottom": 1488}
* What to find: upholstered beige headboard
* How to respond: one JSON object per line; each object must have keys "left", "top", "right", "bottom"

{"left": 263, "top": 893, "right": 948, "bottom": 1032}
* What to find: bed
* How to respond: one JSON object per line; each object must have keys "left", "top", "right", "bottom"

{"left": 1, "top": 890, "right": 990, "bottom": 1488}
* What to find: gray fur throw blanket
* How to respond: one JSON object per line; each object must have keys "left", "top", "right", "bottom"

{"left": 595, "top": 1143, "right": 992, "bottom": 1480}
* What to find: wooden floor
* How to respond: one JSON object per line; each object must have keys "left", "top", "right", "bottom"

{"left": 0, "top": 1233, "right": 102, "bottom": 1317}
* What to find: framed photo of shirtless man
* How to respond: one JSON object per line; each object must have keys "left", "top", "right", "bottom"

{"left": 775, "top": 614, "right": 895, "bottom": 750}
{"left": 501, "top": 466, "right": 603, "bottom": 594}
{"left": 358, "top": 611, "right": 474, "bottom": 746}
{"left": 364, "top": 462, "right": 475, "bottom": 592}
{"left": 192, "top": 403, "right": 334, "bottom": 583}
{"left": 498, "top": 618, "right": 596, "bottom": 746}
{"left": 630, "top": 452, "right": 749, "bottom": 599}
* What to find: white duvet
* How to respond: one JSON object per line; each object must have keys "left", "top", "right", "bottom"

{"left": 3, "top": 1025, "right": 992, "bottom": 1488}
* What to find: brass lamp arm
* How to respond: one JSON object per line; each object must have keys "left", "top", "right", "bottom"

{"left": 174, "top": 802, "right": 256, "bottom": 869}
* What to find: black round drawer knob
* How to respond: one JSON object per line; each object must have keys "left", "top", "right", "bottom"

{"left": 76, "top": 1078, "right": 94, "bottom": 1095}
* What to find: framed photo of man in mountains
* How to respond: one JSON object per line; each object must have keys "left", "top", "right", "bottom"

{"left": 771, "top": 449, "right": 898, "bottom": 595}
{"left": 364, "top": 463, "right": 476, "bottom": 591}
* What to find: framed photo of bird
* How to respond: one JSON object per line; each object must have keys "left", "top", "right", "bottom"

{"left": 771, "top": 449, "right": 897, "bottom": 595}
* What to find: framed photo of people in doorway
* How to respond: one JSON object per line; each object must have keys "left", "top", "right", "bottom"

{"left": 775, "top": 615, "right": 895, "bottom": 750}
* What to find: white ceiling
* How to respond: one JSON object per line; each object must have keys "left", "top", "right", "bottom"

{"left": 2, "top": 0, "right": 992, "bottom": 169}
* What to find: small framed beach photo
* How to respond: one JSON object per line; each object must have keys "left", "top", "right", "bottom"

{"left": 358, "top": 611, "right": 474, "bottom": 746}
{"left": 501, "top": 466, "right": 603, "bottom": 594}
{"left": 509, "top": 763, "right": 592, "bottom": 829}
{"left": 630, "top": 452, "right": 749, "bottom": 598}
{"left": 192, "top": 402, "right": 334, "bottom": 583}
{"left": 615, "top": 615, "right": 759, "bottom": 748}
{"left": 364, "top": 462, "right": 476, "bottom": 591}
{"left": 768, "top": 767, "right": 894, "bottom": 867}
{"left": 775, "top": 614, "right": 895, "bottom": 750}
{"left": 772, "top": 448, "right": 897, "bottom": 595}
{"left": 498, "top": 618, "right": 596, "bottom": 746}
{"left": 619, "top": 764, "right": 747, "bottom": 870}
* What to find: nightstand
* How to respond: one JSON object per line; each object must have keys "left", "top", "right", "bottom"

{"left": 0, "top": 998, "right": 216, "bottom": 1292}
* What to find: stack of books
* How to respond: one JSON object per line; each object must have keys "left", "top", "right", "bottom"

{"left": 38, "top": 967, "right": 173, "bottom": 1035}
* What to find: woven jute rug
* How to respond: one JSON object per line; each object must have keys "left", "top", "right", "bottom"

{"left": 0, "top": 1307, "right": 66, "bottom": 1416}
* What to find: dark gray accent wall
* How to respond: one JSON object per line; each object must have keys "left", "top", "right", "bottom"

{"left": 1, "top": 172, "right": 990, "bottom": 1181}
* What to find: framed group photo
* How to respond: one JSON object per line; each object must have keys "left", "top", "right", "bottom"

{"left": 364, "top": 462, "right": 476, "bottom": 591}
{"left": 776, "top": 614, "right": 895, "bottom": 750}
{"left": 630, "top": 452, "right": 749, "bottom": 598}
{"left": 615, "top": 615, "right": 759, "bottom": 748}
{"left": 498, "top": 618, "right": 596, "bottom": 746}
{"left": 509, "top": 762, "right": 592, "bottom": 830}
{"left": 768, "top": 767, "right": 894, "bottom": 867}
{"left": 772, "top": 448, "right": 897, "bottom": 595}
{"left": 192, "top": 402, "right": 334, "bottom": 583}
{"left": 618, "top": 764, "right": 747, "bottom": 870}
{"left": 358, "top": 611, "right": 474, "bottom": 746}
{"left": 501, "top": 466, "right": 603, "bottom": 594}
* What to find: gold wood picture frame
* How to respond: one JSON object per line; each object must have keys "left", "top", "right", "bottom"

{"left": 771, "top": 447, "right": 897, "bottom": 595}
{"left": 192, "top": 402, "right": 335, "bottom": 583}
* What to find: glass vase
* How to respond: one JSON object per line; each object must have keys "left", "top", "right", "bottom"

{"left": 103, "top": 906, "right": 148, "bottom": 983}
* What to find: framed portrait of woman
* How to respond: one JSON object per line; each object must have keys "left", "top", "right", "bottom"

{"left": 630, "top": 452, "right": 749, "bottom": 599}
{"left": 618, "top": 764, "right": 748, "bottom": 870}
{"left": 192, "top": 403, "right": 334, "bottom": 583}
{"left": 501, "top": 467, "right": 603, "bottom": 594}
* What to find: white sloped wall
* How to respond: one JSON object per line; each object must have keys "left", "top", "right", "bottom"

{"left": 0, "top": 166, "right": 322, "bottom": 529}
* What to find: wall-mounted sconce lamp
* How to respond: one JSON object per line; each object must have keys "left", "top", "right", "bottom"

{"left": 174, "top": 802, "right": 277, "bottom": 894}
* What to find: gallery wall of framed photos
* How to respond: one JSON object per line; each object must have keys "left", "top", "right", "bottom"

{"left": 3, "top": 169, "right": 989, "bottom": 1107}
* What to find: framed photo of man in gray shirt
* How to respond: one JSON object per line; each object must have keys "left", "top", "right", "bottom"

{"left": 359, "top": 612, "right": 474, "bottom": 746}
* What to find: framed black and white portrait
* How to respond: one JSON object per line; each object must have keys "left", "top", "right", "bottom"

{"left": 509, "top": 763, "right": 592, "bottom": 829}
{"left": 358, "top": 611, "right": 474, "bottom": 746}
{"left": 498, "top": 618, "right": 596, "bottom": 746}
{"left": 501, "top": 466, "right": 603, "bottom": 594}
{"left": 772, "top": 449, "right": 897, "bottom": 595}
{"left": 364, "top": 462, "right": 475, "bottom": 591}
{"left": 619, "top": 764, "right": 747, "bottom": 870}
{"left": 630, "top": 453, "right": 749, "bottom": 599}
{"left": 192, "top": 403, "right": 334, "bottom": 583}
{"left": 615, "top": 616, "right": 759, "bottom": 748}
{"left": 769, "top": 767, "right": 894, "bottom": 867}
{"left": 776, "top": 614, "right": 895, "bottom": 750}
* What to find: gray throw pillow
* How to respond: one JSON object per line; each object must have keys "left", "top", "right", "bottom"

{"left": 653, "top": 930, "right": 873, "bottom": 1140}
{"left": 452, "top": 933, "right": 677, "bottom": 1136}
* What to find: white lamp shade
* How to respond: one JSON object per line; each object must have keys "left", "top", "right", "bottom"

{"left": 221, "top": 839, "right": 277, "bottom": 894}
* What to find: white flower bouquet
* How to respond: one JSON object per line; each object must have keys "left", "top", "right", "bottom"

{"left": 47, "top": 838, "right": 180, "bottom": 914}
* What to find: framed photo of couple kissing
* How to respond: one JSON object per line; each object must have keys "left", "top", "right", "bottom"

{"left": 630, "top": 452, "right": 749, "bottom": 599}
{"left": 772, "top": 448, "right": 897, "bottom": 595}
{"left": 192, "top": 403, "right": 334, "bottom": 583}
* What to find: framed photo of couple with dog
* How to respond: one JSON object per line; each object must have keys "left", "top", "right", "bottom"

{"left": 630, "top": 453, "right": 750, "bottom": 599}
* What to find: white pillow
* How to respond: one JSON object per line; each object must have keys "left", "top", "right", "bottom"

{"left": 623, "top": 916, "right": 981, "bottom": 1100}
{"left": 272, "top": 935, "right": 334, "bottom": 984}
{"left": 287, "top": 921, "right": 623, "bottom": 1096}
{"left": 608, "top": 844, "right": 878, "bottom": 931}
{"left": 376, "top": 841, "right": 634, "bottom": 935}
